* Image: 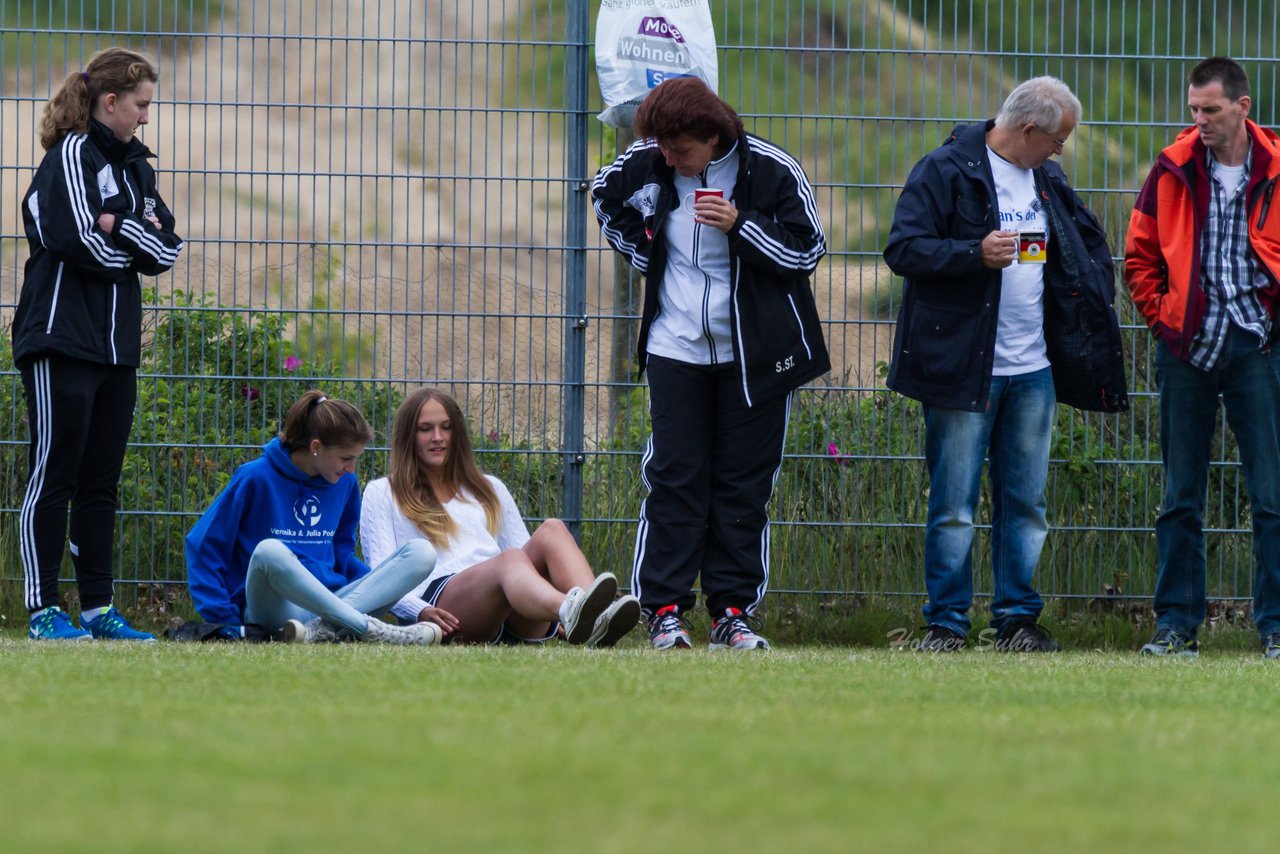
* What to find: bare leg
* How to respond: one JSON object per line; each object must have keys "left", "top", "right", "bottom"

{"left": 435, "top": 548, "right": 566, "bottom": 643}
{"left": 522, "top": 518, "right": 595, "bottom": 593}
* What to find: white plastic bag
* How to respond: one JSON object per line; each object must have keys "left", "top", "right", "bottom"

{"left": 595, "top": 0, "right": 718, "bottom": 128}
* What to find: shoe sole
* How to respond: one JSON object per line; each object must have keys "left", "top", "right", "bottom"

{"left": 28, "top": 633, "right": 92, "bottom": 641}
{"left": 564, "top": 573, "right": 618, "bottom": 645}
{"left": 709, "top": 640, "right": 771, "bottom": 651}
{"left": 588, "top": 596, "right": 641, "bottom": 648}
{"left": 280, "top": 619, "right": 307, "bottom": 643}
{"left": 1139, "top": 645, "right": 1199, "bottom": 657}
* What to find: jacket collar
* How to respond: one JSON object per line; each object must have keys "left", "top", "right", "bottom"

{"left": 88, "top": 118, "right": 154, "bottom": 163}
{"left": 1160, "top": 119, "right": 1280, "bottom": 179}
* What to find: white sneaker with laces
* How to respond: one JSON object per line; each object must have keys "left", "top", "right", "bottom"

{"left": 362, "top": 617, "right": 443, "bottom": 646}
{"left": 560, "top": 573, "right": 619, "bottom": 644}
{"left": 587, "top": 595, "right": 641, "bottom": 648}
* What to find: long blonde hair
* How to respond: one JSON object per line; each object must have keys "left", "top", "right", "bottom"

{"left": 388, "top": 388, "right": 499, "bottom": 547}
{"left": 40, "top": 47, "right": 157, "bottom": 150}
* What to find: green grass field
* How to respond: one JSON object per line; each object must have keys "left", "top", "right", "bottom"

{"left": 1, "top": 640, "right": 1276, "bottom": 852}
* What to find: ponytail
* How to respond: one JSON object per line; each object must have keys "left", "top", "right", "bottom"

{"left": 279, "top": 391, "right": 373, "bottom": 451}
{"left": 40, "top": 47, "right": 157, "bottom": 150}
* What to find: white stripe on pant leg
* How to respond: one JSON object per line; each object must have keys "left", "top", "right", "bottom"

{"left": 748, "top": 392, "right": 791, "bottom": 615}
{"left": 19, "top": 360, "right": 55, "bottom": 611}
{"left": 630, "top": 434, "right": 657, "bottom": 604}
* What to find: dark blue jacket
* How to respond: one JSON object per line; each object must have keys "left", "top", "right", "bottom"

{"left": 883, "top": 121, "right": 1128, "bottom": 413}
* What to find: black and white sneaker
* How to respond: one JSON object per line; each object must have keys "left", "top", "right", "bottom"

{"left": 647, "top": 605, "right": 693, "bottom": 650}
{"left": 709, "top": 608, "right": 771, "bottom": 651}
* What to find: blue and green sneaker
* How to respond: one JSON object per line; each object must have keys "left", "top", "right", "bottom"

{"left": 81, "top": 607, "right": 157, "bottom": 642}
{"left": 29, "top": 606, "right": 92, "bottom": 640}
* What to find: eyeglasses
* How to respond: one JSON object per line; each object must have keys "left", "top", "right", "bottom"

{"left": 1035, "top": 127, "right": 1069, "bottom": 148}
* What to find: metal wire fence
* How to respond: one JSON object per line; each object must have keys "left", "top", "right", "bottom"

{"left": 1, "top": 0, "right": 1276, "bottom": 612}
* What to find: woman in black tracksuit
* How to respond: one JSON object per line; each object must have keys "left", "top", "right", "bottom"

{"left": 592, "top": 77, "right": 829, "bottom": 650}
{"left": 14, "top": 47, "right": 184, "bottom": 640}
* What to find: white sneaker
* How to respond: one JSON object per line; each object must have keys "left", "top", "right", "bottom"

{"left": 363, "top": 617, "right": 442, "bottom": 646}
{"left": 560, "top": 573, "right": 618, "bottom": 644}
{"left": 587, "top": 595, "right": 641, "bottom": 648}
{"left": 281, "top": 617, "right": 340, "bottom": 644}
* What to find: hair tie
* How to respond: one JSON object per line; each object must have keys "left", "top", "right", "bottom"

{"left": 317, "top": 396, "right": 327, "bottom": 403}
{"left": 81, "top": 71, "right": 90, "bottom": 83}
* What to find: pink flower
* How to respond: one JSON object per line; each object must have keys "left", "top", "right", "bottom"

{"left": 240, "top": 384, "right": 260, "bottom": 401}
{"left": 827, "top": 442, "right": 849, "bottom": 466}
{"left": 282, "top": 355, "right": 302, "bottom": 372}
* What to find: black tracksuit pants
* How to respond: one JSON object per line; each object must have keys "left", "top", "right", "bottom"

{"left": 630, "top": 354, "right": 790, "bottom": 617}
{"left": 19, "top": 356, "right": 137, "bottom": 613}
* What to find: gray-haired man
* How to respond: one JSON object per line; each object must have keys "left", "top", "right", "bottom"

{"left": 884, "top": 76, "right": 1128, "bottom": 651}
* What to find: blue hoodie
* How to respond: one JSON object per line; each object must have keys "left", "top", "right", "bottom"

{"left": 185, "top": 438, "right": 371, "bottom": 624}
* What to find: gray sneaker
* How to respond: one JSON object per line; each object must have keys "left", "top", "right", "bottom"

{"left": 281, "top": 617, "right": 340, "bottom": 644}
{"left": 1140, "top": 627, "right": 1199, "bottom": 657}
{"left": 560, "top": 573, "right": 619, "bottom": 645}
{"left": 362, "top": 617, "right": 442, "bottom": 646}
{"left": 587, "top": 595, "right": 641, "bottom": 648}
{"left": 1263, "top": 633, "right": 1280, "bottom": 660}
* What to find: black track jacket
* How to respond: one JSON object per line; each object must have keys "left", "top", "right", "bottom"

{"left": 593, "top": 133, "right": 830, "bottom": 407}
{"left": 13, "top": 119, "right": 183, "bottom": 369}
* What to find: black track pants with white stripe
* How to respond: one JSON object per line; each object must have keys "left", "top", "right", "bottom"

{"left": 19, "top": 357, "right": 137, "bottom": 613}
{"left": 630, "top": 354, "right": 790, "bottom": 617}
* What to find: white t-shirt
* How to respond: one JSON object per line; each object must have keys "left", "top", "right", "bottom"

{"left": 987, "top": 146, "right": 1051, "bottom": 376}
{"left": 1212, "top": 160, "right": 1246, "bottom": 199}
{"left": 646, "top": 144, "right": 740, "bottom": 365}
{"left": 360, "top": 475, "right": 530, "bottom": 623}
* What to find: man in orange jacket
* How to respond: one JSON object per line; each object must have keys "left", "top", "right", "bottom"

{"left": 1125, "top": 56, "right": 1280, "bottom": 659}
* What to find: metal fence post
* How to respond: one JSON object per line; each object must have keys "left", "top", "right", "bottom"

{"left": 560, "top": 0, "right": 590, "bottom": 534}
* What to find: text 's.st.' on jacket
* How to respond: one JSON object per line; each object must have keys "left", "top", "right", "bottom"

{"left": 592, "top": 132, "right": 830, "bottom": 407}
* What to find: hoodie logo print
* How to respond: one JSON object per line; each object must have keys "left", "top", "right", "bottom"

{"left": 293, "top": 495, "right": 322, "bottom": 528}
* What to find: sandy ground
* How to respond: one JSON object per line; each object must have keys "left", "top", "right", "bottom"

{"left": 0, "top": 1, "right": 890, "bottom": 443}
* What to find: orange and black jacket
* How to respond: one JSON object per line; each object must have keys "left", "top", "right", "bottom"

{"left": 1124, "top": 120, "right": 1280, "bottom": 360}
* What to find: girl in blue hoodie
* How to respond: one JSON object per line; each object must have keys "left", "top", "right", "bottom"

{"left": 185, "top": 390, "right": 441, "bottom": 644}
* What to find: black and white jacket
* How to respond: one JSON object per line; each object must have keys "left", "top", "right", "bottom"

{"left": 593, "top": 132, "right": 830, "bottom": 406}
{"left": 13, "top": 119, "right": 183, "bottom": 369}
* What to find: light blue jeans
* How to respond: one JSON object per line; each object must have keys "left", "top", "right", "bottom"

{"left": 244, "top": 539, "right": 436, "bottom": 635}
{"left": 922, "top": 367, "right": 1055, "bottom": 634}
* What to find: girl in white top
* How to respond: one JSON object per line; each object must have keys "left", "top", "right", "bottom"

{"left": 361, "top": 387, "right": 641, "bottom": 646}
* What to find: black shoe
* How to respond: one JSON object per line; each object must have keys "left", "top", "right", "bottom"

{"left": 995, "top": 620, "right": 1060, "bottom": 652}
{"left": 917, "top": 624, "right": 966, "bottom": 652}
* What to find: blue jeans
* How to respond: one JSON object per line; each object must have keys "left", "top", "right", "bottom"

{"left": 1154, "top": 324, "right": 1280, "bottom": 637}
{"left": 922, "top": 367, "right": 1055, "bottom": 634}
{"left": 244, "top": 539, "right": 436, "bottom": 634}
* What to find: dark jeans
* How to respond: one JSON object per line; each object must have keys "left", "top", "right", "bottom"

{"left": 1154, "top": 324, "right": 1280, "bottom": 637}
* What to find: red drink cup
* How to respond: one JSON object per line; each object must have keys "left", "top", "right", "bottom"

{"left": 695, "top": 187, "right": 724, "bottom": 201}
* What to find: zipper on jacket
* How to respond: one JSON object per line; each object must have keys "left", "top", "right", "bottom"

{"left": 1257, "top": 178, "right": 1277, "bottom": 229}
